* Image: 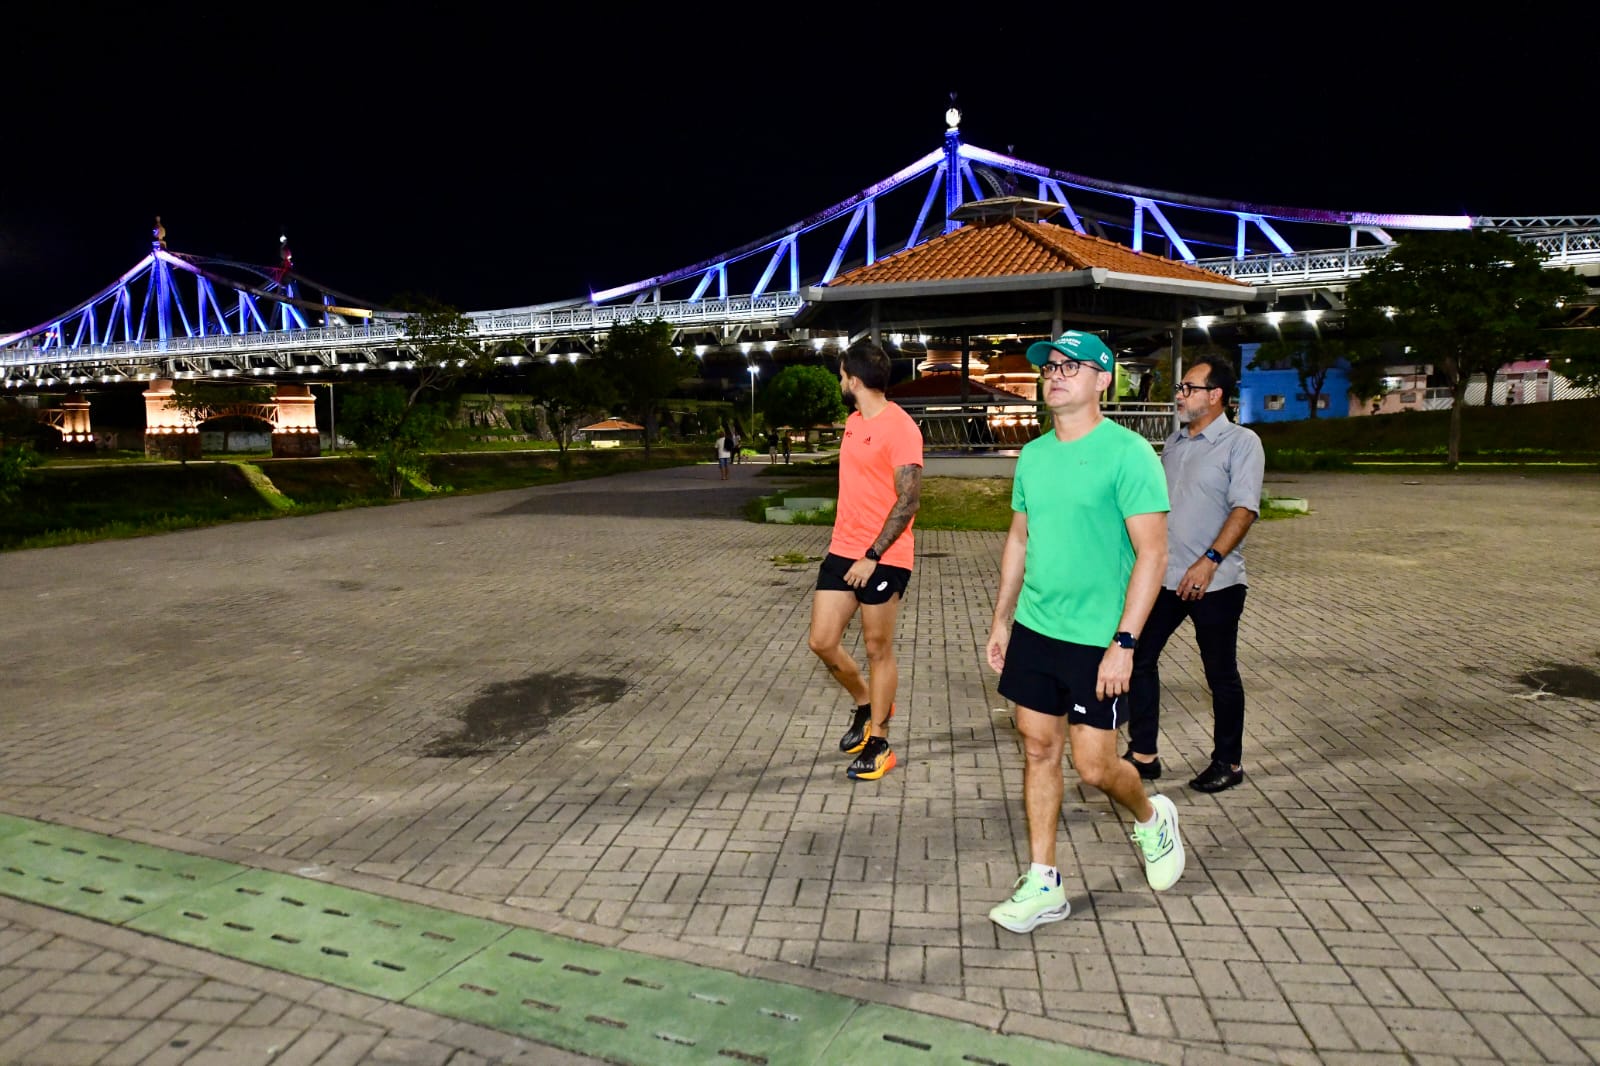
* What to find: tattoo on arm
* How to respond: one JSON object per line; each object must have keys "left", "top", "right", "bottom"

{"left": 872, "top": 465, "right": 922, "bottom": 555}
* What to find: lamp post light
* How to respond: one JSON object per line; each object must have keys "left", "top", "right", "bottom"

{"left": 747, "top": 364, "right": 759, "bottom": 427}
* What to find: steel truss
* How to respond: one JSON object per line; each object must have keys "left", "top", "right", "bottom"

{"left": 4, "top": 120, "right": 1598, "bottom": 386}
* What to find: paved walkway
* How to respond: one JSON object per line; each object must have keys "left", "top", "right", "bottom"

{"left": 2, "top": 462, "right": 1598, "bottom": 1064}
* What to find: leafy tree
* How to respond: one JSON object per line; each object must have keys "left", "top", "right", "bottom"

{"left": 1547, "top": 328, "right": 1600, "bottom": 394}
{"left": 0, "top": 401, "right": 43, "bottom": 504}
{"left": 760, "top": 365, "right": 846, "bottom": 441}
{"left": 335, "top": 298, "right": 494, "bottom": 497}
{"left": 525, "top": 357, "right": 617, "bottom": 454}
{"left": 391, "top": 297, "right": 496, "bottom": 408}
{"left": 1246, "top": 330, "right": 1382, "bottom": 419}
{"left": 1346, "top": 230, "right": 1586, "bottom": 465}
{"left": 594, "top": 318, "right": 692, "bottom": 456}
{"left": 337, "top": 383, "right": 448, "bottom": 498}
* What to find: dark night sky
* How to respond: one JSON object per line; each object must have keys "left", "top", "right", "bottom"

{"left": 3, "top": 5, "right": 1586, "bottom": 332}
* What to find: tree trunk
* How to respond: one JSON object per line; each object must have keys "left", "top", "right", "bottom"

{"left": 1482, "top": 367, "right": 1498, "bottom": 407}
{"left": 1448, "top": 382, "right": 1468, "bottom": 468}
{"left": 1307, "top": 389, "right": 1321, "bottom": 419}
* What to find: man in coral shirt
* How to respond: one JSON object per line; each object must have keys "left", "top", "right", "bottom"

{"left": 808, "top": 344, "right": 923, "bottom": 781}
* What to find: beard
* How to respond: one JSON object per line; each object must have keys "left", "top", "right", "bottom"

{"left": 841, "top": 386, "right": 858, "bottom": 412}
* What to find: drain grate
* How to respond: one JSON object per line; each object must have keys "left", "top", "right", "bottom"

{"left": 409, "top": 926, "right": 855, "bottom": 1064}
{"left": 826, "top": 1004, "right": 1119, "bottom": 1065}
{"left": 0, "top": 815, "right": 240, "bottom": 924}
{"left": 127, "top": 870, "right": 507, "bottom": 1000}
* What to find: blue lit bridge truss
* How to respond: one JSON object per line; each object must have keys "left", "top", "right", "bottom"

{"left": 4, "top": 116, "right": 1598, "bottom": 387}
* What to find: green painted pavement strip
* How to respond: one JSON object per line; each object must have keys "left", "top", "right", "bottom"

{"left": 0, "top": 814, "right": 1145, "bottom": 1065}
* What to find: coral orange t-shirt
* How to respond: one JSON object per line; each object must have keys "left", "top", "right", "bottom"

{"left": 827, "top": 403, "right": 924, "bottom": 570}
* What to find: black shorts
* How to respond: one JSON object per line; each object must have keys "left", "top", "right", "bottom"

{"left": 815, "top": 552, "right": 911, "bottom": 606}
{"left": 997, "top": 621, "right": 1123, "bottom": 730}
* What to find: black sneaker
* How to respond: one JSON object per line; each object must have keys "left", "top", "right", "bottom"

{"left": 839, "top": 703, "right": 894, "bottom": 754}
{"left": 1122, "top": 748, "right": 1161, "bottom": 780}
{"left": 847, "top": 736, "right": 897, "bottom": 780}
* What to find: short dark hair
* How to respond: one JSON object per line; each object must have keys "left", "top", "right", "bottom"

{"left": 841, "top": 344, "right": 892, "bottom": 392}
{"left": 1189, "top": 353, "right": 1237, "bottom": 403}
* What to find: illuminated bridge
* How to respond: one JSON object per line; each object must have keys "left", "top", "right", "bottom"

{"left": 4, "top": 111, "right": 1598, "bottom": 390}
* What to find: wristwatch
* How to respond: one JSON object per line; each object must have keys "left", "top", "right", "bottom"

{"left": 1113, "top": 631, "right": 1138, "bottom": 650}
{"left": 864, "top": 547, "right": 881, "bottom": 561}
{"left": 1204, "top": 548, "right": 1224, "bottom": 564}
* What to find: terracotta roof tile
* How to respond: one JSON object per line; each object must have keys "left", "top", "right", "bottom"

{"left": 827, "top": 218, "right": 1246, "bottom": 288}
{"left": 579, "top": 418, "right": 644, "bottom": 431}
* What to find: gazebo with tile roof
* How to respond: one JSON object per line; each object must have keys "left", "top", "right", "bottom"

{"left": 795, "top": 197, "right": 1270, "bottom": 414}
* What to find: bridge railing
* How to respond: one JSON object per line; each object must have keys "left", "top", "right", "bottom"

{"left": 1196, "top": 226, "right": 1600, "bottom": 284}
{"left": 901, "top": 399, "right": 1172, "bottom": 450}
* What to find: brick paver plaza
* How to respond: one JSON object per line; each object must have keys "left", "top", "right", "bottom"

{"left": 2, "top": 462, "right": 1598, "bottom": 1064}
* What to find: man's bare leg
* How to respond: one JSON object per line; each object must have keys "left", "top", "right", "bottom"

{"left": 1068, "top": 723, "right": 1153, "bottom": 822}
{"left": 858, "top": 596, "right": 902, "bottom": 735}
{"left": 1015, "top": 706, "right": 1068, "bottom": 867}
{"left": 808, "top": 590, "right": 868, "bottom": 705}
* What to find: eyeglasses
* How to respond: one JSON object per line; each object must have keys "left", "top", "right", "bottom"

{"left": 1175, "top": 383, "right": 1218, "bottom": 397}
{"left": 1039, "top": 359, "right": 1093, "bottom": 378}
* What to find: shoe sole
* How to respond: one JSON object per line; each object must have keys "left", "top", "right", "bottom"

{"left": 990, "top": 903, "right": 1070, "bottom": 934}
{"left": 840, "top": 704, "right": 895, "bottom": 754}
{"left": 847, "top": 750, "right": 896, "bottom": 780}
{"left": 1144, "top": 794, "right": 1185, "bottom": 891}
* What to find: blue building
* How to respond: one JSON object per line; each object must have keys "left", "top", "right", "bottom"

{"left": 1235, "top": 342, "right": 1351, "bottom": 424}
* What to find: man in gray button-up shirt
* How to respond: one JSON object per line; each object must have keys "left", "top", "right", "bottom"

{"left": 1125, "top": 354, "right": 1264, "bottom": 794}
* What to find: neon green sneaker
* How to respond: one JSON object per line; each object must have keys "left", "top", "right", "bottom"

{"left": 987, "top": 869, "right": 1069, "bottom": 933}
{"left": 1133, "top": 793, "right": 1185, "bottom": 891}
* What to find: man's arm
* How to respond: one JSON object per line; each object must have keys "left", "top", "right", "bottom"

{"left": 1097, "top": 511, "right": 1167, "bottom": 700}
{"left": 1178, "top": 505, "right": 1257, "bottom": 601}
{"left": 870, "top": 463, "right": 922, "bottom": 557}
{"left": 985, "top": 510, "right": 1029, "bottom": 673}
{"left": 843, "top": 464, "right": 922, "bottom": 588}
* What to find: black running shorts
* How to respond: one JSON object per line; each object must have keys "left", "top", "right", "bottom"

{"left": 997, "top": 621, "right": 1123, "bottom": 730}
{"left": 815, "top": 552, "right": 911, "bottom": 606}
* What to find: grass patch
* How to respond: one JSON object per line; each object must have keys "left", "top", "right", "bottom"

{"left": 2, "top": 446, "right": 705, "bottom": 552}
{"left": 771, "top": 551, "right": 821, "bottom": 566}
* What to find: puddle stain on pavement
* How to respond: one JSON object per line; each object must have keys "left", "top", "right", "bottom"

{"left": 424, "top": 672, "right": 629, "bottom": 757}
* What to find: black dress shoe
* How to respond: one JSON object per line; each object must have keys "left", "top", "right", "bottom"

{"left": 1122, "top": 748, "right": 1161, "bottom": 780}
{"left": 1190, "top": 761, "right": 1244, "bottom": 793}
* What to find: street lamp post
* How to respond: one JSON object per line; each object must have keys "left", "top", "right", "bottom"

{"left": 748, "top": 364, "right": 759, "bottom": 429}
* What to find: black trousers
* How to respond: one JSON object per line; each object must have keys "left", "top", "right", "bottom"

{"left": 1128, "top": 584, "right": 1247, "bottom": 768}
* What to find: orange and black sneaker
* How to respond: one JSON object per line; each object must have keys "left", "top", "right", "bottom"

{"left": 839, "top": 703, "right": 895, "bottom": 754}
{"left": 847, "top": 736, "right": 896, "bottom": 781}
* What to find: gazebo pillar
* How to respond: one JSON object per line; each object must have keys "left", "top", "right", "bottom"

{"left": 1171, "top": 303, "right": 1185, "bottom": 435}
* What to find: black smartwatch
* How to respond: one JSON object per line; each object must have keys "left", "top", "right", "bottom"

{"left": 1113, "top": 631, "right": 1137, "bottom": 650}
{"left": 1204, "top": 548, "right": 1224, "bottom": 564}
{"left": 864, "top": 547, "right": 881, "bottom": 561}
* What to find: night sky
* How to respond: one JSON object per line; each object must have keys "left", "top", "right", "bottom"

{"left": 3, "top": 6, "right": 1585, "bottom": 332}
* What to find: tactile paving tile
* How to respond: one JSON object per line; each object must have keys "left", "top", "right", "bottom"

{"left": 409, "top": 925, "right": 857, "bottom": 1065}
{"left": 0, "top": 817, "right": 242, "bottom": 923}
{"left": 128, "top": 867, "right": 508, "bottom": 1000}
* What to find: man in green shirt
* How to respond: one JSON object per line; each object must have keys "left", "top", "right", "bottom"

{"left": 986, "top": 330, "right": 1187, "bottom": 934}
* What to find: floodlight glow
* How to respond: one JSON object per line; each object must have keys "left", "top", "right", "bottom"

{"left": 1303, "top": 309, "right": 1324, "bottom": 324}
{"left": 763, "top": 340, "right": 776, "bottom": 352}
{"left": 740, "top": 342, "right": 752, "bottom": 354}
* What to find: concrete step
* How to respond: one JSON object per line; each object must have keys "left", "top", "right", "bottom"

{"left": 783, "top": 497, "right": 836, "bottom": 511}
{"left": 1264, "top": 495, "right": 1309, "bottom": 512}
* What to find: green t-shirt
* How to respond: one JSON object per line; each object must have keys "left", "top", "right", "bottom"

{"left": 1011, "top": 419, "right": 1169, "bottom": 646}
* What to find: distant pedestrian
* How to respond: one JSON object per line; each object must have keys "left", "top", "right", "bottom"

{"left": 767, "top": 432, "right": 778, "bottom": 464}
{"left": 1127, "top": 354, "right": 1263, "bottom": 794}
{"left": 986, "top": 330, "right": 1183, "bottom": 935}
{"left": 715, "top": 430, "right": 734, "bottom": 480}
{"left": 782, "top": 432, "right": 792, "bottom": 464}
{"left": 807, "top": 345, "right": 922, "bottom": 782}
